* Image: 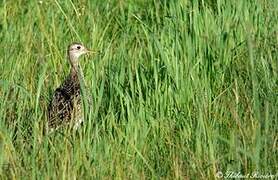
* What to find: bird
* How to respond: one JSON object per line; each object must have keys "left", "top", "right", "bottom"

{"left": 47, "top": 42, "right": 91, "bottom": 133}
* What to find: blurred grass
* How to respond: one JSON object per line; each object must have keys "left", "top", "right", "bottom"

{"left": 0, "top": 0, "right": 277, "bottom": 179}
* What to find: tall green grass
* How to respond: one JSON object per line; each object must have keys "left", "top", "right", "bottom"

{"left": 0, "top": 0, "right": 277, "bottom": 179}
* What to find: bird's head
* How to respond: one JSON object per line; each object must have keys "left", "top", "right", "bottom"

{"left": 68, "top": 43, "right": 90, "bottom": 65}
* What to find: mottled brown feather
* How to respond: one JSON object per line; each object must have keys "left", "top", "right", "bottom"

{"left": 47, "top": 72, "right": 82, "bottom": 132}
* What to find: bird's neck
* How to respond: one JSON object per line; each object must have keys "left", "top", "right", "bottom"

{"left": 70, "top": 63, "right": 84, "bottom": 82}
{"left": 70, "top": 64, "right": 79, "bottom": 80}
{"left": 69, "top": 54, "right": 84, "bottom": 81}
{"left": 70, "top": 63, "right": 78, "bottom": 74}
{"left": 69, "top": 53, "right": 79, "bottom": 76}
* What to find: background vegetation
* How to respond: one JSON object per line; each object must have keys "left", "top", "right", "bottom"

{"left": 0, "top": 0, "right": 277, "bottom": 179}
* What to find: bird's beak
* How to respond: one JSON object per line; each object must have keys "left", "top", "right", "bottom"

{"left": 85, "top": 48, "right": 98, "bottom": 54}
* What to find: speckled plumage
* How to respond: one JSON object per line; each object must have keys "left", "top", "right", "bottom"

{"left": 47, "top": 43, "right": 90, "bottom": 133}
{"left": 47, "top": 71, "right": 82, "bottom": 132}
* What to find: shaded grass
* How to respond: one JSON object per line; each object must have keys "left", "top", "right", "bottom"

{"left": 0, "top": 0, "right": 277, "bottom": 179}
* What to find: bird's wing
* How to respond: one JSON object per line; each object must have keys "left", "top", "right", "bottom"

{"left": 47, "top": 88, "right": 73, "bottom": 129}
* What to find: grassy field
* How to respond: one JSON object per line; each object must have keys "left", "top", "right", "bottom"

{"left": 0, "top": 0, "right": 277, "bottom": 179}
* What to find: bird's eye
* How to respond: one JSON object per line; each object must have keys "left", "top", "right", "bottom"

{"left": 77, "top": 46, "right": 81, "bottom": 50}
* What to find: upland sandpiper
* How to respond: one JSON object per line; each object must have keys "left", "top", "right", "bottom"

{"left": 47, "top": 43, "right": 90, "bottom": 133}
